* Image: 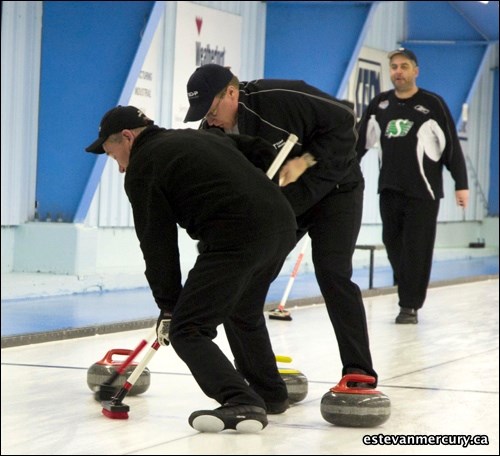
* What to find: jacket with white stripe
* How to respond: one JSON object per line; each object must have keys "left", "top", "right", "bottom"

{"left": 201, "top": 79, "right": 363, "bottom": 216}
{"left": 356, "top": 88, "right": 468, "bottom": 200}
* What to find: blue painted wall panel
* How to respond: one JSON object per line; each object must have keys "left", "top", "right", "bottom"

{"left": 264, "top": 2, "right": 370, "bottom": 96}
{"left": 488, "top": 68, "right": 499, "bottom": 216}
{"left": 408, "top": 1, "right": 484, "bottom": 41}
{"left": 36, "top": 1, "right": 154, "bottom": 222}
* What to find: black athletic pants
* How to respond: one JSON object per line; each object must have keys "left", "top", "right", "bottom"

{"left": 380, "top": 189, "right": 440, "bottom": 310}
{"left": 296, "top": 181, "right": 377, "bottom": 382}
{"left": 169, "top": 230, "right": 296, "bottom": 409}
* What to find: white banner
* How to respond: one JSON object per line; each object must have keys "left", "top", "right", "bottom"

{"left": 172, "top": 2, "right": 242, "bottom": 129}
{"left": 347, "top": 46, "right": 391, "bottom": 121}
{"left": 128, "top": 15, "right": 165, "bottom": 121}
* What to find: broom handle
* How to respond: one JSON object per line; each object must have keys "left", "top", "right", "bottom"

{"left": 266, "top": 134, "right": 298, "bottom": 179}
{"left": 278, "top": 236, "right": 310, "bottom": 310}
{"left": 112, "top": 339, "right": 161, "bottom": 404}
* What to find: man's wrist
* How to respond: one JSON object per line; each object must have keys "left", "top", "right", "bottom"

{"left": 302, "top": 152, "right": 317, "bottom": 168}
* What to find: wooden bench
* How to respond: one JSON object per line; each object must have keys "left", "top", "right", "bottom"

{"left": 355, "top": 244, "right": 385, "bottom": 289}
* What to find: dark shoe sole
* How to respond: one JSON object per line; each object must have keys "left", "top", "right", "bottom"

{"left": 266, "top": 399, "right": 289, "bottom": 414}
{"left": 395, "top": 316, "right": 418, "bottom": 324}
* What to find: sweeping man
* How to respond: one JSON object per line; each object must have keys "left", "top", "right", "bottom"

{"left": 185, "top": 64, "right": 379, "bottom": 387}
{"left": 85, "top": 105, "right": 297, "bottom": 433}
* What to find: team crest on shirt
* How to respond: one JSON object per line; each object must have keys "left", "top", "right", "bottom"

{"left": 385, "top": 119, "right": 414, "bottom": 138}
{"left": 414, "top": 104, "right": 430, "bottom": 114}
{"left": 378, "top": 100, "right": 389, "bottom": 109}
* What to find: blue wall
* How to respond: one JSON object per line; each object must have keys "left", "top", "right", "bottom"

{"left": 264, "top": 2, "right": 370, "bottom": 96}
{"left": 36, "top": 1, "right": 154, "bottom": 222}
{"left": 406, "top": 1, "right": 487, "bottom": 124}
{"left": 489, "top": 68, "right": 499, "bottom": 216}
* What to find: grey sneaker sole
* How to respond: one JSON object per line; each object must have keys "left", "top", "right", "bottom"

{"left": 189, "top": 405, "right": 268, "bottom": 433}
{"left": 191, "top": 415, "right": 265, "bottom": 433}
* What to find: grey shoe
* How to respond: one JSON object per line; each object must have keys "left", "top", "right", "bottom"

{"left": 395, "top": 307, "right": 418, "bottom": 324}
{"left": 189, "top": 404, "right": 268, "bottom": 433}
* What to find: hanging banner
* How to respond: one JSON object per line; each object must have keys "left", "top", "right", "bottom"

{"left": 347, "top": 46, "right": 391, "bottom": 121}
{"left": 171, "top": 2, "right": 242, "bottom": 129}
{"left": 128, "top": 14, "right": 164, "bottom": 120}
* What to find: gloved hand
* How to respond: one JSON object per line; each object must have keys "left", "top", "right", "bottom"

{"left": 156, "top": 310, "right": 173, "bottom": 346}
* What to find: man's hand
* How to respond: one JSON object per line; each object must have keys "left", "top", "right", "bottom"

{"left": 279, "top": 153, "right": 317, "bottom": 186}
{"left": 156, "top": 310, "right": 173, "bottom": 346}
{"left": 455, "top": 189, "right": 469, "bottom": 208}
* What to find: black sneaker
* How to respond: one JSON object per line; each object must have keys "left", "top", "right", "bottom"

{"left": 395, "top": 307, "right": 418, "bottom": 324}
{"left": 189, "top": 404, "right": 268, "bottom": 433}
{"left": 265, "top": 399, "right": 289, "bottom": 414}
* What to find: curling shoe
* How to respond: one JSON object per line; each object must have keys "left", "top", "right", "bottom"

{"left": 265, "top": 398, "right": 289, "bottom": 415}
{"left": 345, "top": 368, "right": 377, "bottom": 388}
{"left": 395, "top": 307, "right": 418, "bottom": 324}
{"left": 189, "top": 404, "right": 268, "bottom": 433}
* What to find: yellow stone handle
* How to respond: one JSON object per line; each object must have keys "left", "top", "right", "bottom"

{"left": 275, "top": 355, "right": 293, "bottom": 363}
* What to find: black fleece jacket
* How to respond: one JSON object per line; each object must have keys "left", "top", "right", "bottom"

{"left": 200, "top": 79, "right": 363, "bottom": 216}
{"left": 124, "top": 126, "right": 296, "bottom": 312}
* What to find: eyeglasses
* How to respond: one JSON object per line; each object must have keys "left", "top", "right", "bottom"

{"left": 205, "top": 90, "right": 227, "bottom": 119}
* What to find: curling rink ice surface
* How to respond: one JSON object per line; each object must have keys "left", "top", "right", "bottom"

{"left": 1, "top": 278, "right": 499, "bottom": 455}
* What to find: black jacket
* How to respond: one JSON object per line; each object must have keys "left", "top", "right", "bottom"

{"left": 356, "top": 88, "right": 468, "bottom": 200}
{"left": 200, "top": 79, "right": 363, "bottom": 216}
{"left": 124, "top": 126, "right": 297, "bottom": 312}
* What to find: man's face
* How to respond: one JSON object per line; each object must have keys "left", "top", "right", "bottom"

{"left": 204, "top": 85, "right": 238, "bottom": 130}
{"left": 103, "top": 131, "right": 132, "bottom": 173}
{"left": 389, "top": 55, "right": 419, "bottom": 92}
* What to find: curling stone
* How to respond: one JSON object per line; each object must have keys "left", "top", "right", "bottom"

{"left": 279, "top": 367, "right": 308, "bottom": 403}
{"left": 320, "top": 374, "right": 390, "bottom": 427}
{"left": 87, "top": 348, "right": 151, "bottom": 396}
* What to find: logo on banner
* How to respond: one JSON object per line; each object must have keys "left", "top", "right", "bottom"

{"left": 196, "top": 42, "right": 226, "bottom": 66}
{"left": 193, "top": 16, "right": 226, "bottom": 66}
{"left": 355, "top": 58, "right": 382, "bottom": 119}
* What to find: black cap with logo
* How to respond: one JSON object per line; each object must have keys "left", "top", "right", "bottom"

{"left": 184, "top": 64, "right": 234, "bottom": 123}
{"left": 85, "top": 105, "right": 154, "bottom": 154}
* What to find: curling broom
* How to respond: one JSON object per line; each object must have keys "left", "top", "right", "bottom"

{"left": 269, "top": 236, "right": 310, "bottom": 321}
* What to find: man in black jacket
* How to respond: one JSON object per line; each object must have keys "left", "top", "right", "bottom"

{"left": 185, "top": 64, "right": 378, "bottom": 387}
{"left": 85, "top": 105, "right": 297, "bottom": 433}
{"left": 356, "top": 48, "right": 469, "bottom": 324}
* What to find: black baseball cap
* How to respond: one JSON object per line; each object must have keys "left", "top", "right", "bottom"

{"left": 184, "top": 64, "right": 234, "bottom": 123}
{"left": 85, "top": 105, "right": 154, "bottom": 154}
{"left": 388, "top": 48, "right": 418, "bottom": 66}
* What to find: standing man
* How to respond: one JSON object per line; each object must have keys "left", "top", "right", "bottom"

{"left": 85, "top": 105, "right": 298, "bottom": 432}
{"left": 356, "top": 48, "right": 469, "bottom": 324}
{"left": 184, "top": 64, "right": 379, "bottom": 386}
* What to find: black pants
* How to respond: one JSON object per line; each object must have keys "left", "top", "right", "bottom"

{"left": 169, "top": 230, "right": 296, "bottom": 408}
{"left": 380, "top": 190, "right": 440, "bottom": 310}
{"left": 296, "top": 181, "right": 377, "bottom": 382}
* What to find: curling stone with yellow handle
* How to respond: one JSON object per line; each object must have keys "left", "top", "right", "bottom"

{"left": 276, "top": 355, "right": 308, "bottom": 403}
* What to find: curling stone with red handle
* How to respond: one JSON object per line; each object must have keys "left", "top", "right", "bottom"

{"left": 320, "top": 374, "right": 390, "bottom": 427}
{"left": 87, "top": 348, "right": 151, "bottom": 396}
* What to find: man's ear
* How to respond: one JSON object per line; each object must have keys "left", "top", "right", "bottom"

{"left": 227, "top": 85, "right": 238, "bottom": 99}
